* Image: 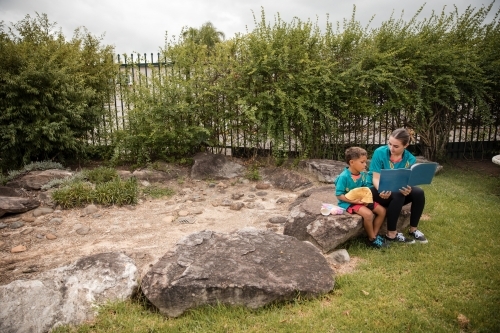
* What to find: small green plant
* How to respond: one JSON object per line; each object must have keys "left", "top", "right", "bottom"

{"left": 23, "top": 161, "right": 64, "bottom": 172}
{"left": 51, "top": 181, "right": 95, "bottom": 208}
{"left": 245, "top": 164, "right": 261, "bottom": 181}
{"left": 83, "top": 167, "right": 119, "bottom": 184}
{"left": 142, "top": 186, "right": 175, "bottom": 199}
{"left": 51, "top": 177, "right": 138, "bottom": 208}
{"left": 93, "top": 178, "right": 138, "bottom": 206}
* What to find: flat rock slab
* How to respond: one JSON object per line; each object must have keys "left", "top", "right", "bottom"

{"left": 0, "top": 252, "right": 138, "bottom": 333}
{"left": 141, "top": 228, "right": 334, "bottom": 318}
{"left": 0, "top": 196, "right": 40, "bottom": 218}
{"left": 6, "top": 169, "right": 73, "bottom": 190}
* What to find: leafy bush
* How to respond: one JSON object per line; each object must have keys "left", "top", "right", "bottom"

{"left": 0, "top": 14, "right": 116, "bottom": 170}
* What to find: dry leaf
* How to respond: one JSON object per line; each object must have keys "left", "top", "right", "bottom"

{"left": 361, "top": 290, "right": 369, "bottom": 295}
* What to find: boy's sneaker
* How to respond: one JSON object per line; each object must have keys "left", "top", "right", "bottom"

{"left": 385, "top": 232, "right": 415, "bottom": 244}
{"left": 366, "top": 237, "right": 390, "bottom": 249}
{"left": 408, "top": 229, "right": 428, "bottom": 244}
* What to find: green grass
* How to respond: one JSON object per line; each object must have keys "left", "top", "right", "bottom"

{"left": 53, "top": 163, "right": 500, "bottom": 333}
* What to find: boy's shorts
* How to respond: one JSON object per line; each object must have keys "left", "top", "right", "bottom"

{"left": 347, "top": 202, "right": 379, "bottom": 214}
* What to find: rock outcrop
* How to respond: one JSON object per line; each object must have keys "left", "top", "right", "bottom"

{"left": 141, "top": 228, "right": 334, "bottom": 317}
{"left": 0, "top": 252, "right": 138, "bottom": 333}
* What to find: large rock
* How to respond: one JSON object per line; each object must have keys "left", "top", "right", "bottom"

{"left": 132, "top": 165, "right": 188, "bottom": 182}
{"left": 0, "top": 197, "right": 40, "bottom": 217}
{"left": 284, "top": 186, "right": 411, "bottom": 253}
{"left": 6, "top": 169, "right": 73, "bottom": 190}
{"left": 261, "top": 167, "right": 313, "bottom": 192}
{"left": 0, "top": 186, "right": 25, "bottom": 197}
{"left": 299, "top": 159, "right": 346, "bottom": 183}
{"left": 0, "top": 252, "right": 138, "bottom": 333}
{"left": 141, "top": 228, "right": 334, "bottom": 318}
{"left": 191, "top": 153, "right": 245, "bottom": 180}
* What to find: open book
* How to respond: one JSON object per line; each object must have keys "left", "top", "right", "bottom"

{"left": 379, "top": 162, "right": 438, "bottom": 192}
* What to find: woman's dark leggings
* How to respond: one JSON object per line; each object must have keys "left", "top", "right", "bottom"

{"left": 370, "top": 187, "right": 425, "bottom": 231}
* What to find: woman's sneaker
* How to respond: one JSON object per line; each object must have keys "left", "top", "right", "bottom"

{"left": 366, "top": 237, "right": 390, "bottom": 249}
{"left": 408, "top": 229, "right": 428, "bottom": 244}
{"left": 385, "top": 232, "right": 415, "bottom": 244}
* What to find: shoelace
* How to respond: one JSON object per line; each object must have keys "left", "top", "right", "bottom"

{"left": 396, "top": 233, "right": 406, "bottom": 241}
{"left": 413, "top": 230, "right": 424, "bottom": 238}
{"left": 373, "top": 238, "right": 384, "bottom": 246}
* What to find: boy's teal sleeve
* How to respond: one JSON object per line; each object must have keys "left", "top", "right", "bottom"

{"left": 335, "top": 175, "right": 347, "bottom": 196}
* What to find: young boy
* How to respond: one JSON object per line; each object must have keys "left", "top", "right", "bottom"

{"left": 335, "top": 147, "right": 388, "bottom": 249}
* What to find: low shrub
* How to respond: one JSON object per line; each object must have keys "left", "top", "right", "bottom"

{"left": 52, "top": 177, "right": 138, "bottom": 208}
{"left": 83, "top": 167, "right": 119, "bottom": 184}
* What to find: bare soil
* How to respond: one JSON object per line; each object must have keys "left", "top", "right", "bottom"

{"left": 1, "top": 165, "right": 357, "bottom": 286}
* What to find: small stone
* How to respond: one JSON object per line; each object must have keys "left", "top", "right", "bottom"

{"left": 221, "top": 198, "right": 233, "bottom": 206}
{"left": 162, "top": 216, "right": 174, "bottom": 223}
{"left": 256, "top": 183, "right": 271, "bottom": 190}
{"left": 256, "top": 191, "right": 268, "bottom": 196}
{"left": 46, "top": 233, "right": 57, "bottom": 240}
{"left": 36, "top": 233, "right": 44, "bottom": 239}
{"left": 327, "top": 249, "right": 351, "bottom": 265}
{"left": 178, "top": 210, "right": 189, "bottom": 217}
{"left": 76, "top": 227, "right": 90, "bottom": 235}
{"left": 49, "top": 218, "right": 63, "bottom": 225}
{"left": 21, "top": 215, "right": 36, "bottom": 222}
{"left": 230, "top": 202, "right": 245, "bottom": 211}
{"left": 246, "top": 203, "right": 256, "bottom": 209}
{"left": 276, "top": 197, "right": 288, "bottom": 204}
{"left": 81, "top": 204, "right": 98, "bottom": 216}
{"left": 211, "top": 201, "right": 220, "bottom": 207}
{"left": 0, "top": 241, "right": 5, "bottom": 248}
{"left": 0, "top": 222, "right": 7, "bottom": 229}
{"left": 269, "top": 216, "right": 288, "bottom": 224}
{"left": 21, "top": 227, "right": 34, "bottom": 235}
{"left": 208, "top": 183, "right": 216, "bottom": 188}
{"left": 141, "top": 180, "right": 151, "bottom": 187}
{"left": 11, "top": 245, "right": 27, "bottom": 253}
{"left": 231, "top": 193, "right": 244, "bottom": 200}
{"left": 190, "top": 208, "right": 204, "bottom": 215}
{"left": 9, "top": 221, "right": 25, "bottom": 229}
{"left": 2, "top": 233, "right": 11, "bottom": 237}
{"left": 125, "top": 205, "right": 137, "bottom": 210}
{"left": 32, "top": 207, "right": 54, "bottom": 217}
{"left": 32, "top": 216, "right": 45, "bottom": 226}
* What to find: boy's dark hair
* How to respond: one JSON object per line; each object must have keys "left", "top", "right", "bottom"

{"left": 345, "top": 147, "right": 367, "bottom": 164}
{"left": 390, "top": 128, "right": 411, "bottom": 146}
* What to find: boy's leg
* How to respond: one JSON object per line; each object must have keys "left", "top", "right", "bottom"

{"left": 372, "top": 204, "right": 386, "bottom": 237}
{"left": 355, "top": 206, "right": 376, "bottom": 240}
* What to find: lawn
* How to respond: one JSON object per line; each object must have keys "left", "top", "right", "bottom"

{"left": 54, "top": 162, "right": 500, "bottom": 333}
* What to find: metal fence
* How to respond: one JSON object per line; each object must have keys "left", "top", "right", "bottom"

{"left": 97, "top": 53, "right": 500, "bottom": 160}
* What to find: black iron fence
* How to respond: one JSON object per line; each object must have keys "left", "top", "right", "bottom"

{"left": 94, "top": 53, "right": 500, "bottom": 160}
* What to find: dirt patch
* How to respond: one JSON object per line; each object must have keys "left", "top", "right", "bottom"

{"left": 0, "top": 171, "right": 356, "bottom": 286}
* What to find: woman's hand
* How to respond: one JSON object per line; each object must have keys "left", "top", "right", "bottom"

{"left": 379, "top": 191, "right": 391, "bottom": 199}
{"left": 399, "top": 186, "right": 412, "bottom": 196}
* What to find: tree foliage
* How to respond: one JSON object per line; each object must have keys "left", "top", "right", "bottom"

{"left": 0, "top": 13, "right": 115, "bottom": 170}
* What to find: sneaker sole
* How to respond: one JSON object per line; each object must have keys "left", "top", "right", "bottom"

{"left": 414, "top": 239, "right": 428, "bottom": 244}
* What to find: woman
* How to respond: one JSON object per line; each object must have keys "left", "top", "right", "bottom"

{"left": 369, "top": 128, "right": 428, "bottom": 244}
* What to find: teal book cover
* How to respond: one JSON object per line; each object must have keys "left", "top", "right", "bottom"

{"left": 379, "top": 163, "right": 438, "bottom": 192}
